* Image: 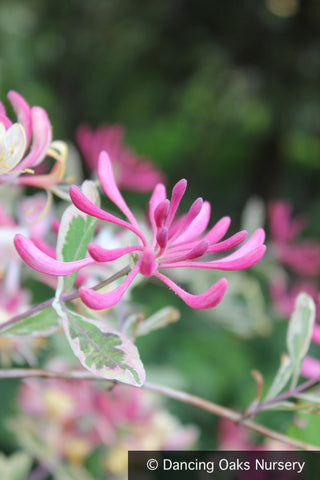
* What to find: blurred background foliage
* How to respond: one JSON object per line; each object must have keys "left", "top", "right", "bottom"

{"left": 0, "top": 0, "right": 320, "bottom": 451}
{"left": 1, "top": 0, "right": 320, "bottom": 215}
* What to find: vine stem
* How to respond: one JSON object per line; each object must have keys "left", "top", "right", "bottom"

{"left": 246, "top": 375, "right": 320, "bottom": 416}
{"left": 1, "top": 368, "right": 319, "bottom": 451}
{"left": 0, "top": 265, "right": 131, "bottom": 333}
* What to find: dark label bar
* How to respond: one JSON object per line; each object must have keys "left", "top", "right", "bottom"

{"left": 128, "top": 450, "right": 320, "bottom": 479}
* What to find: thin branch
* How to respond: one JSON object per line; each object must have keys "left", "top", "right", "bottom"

{"left": 246, "top": 375, "right": 320, "bottom": 416}
{"left": 1, "top": 368, "right": 319, "bottom": 451}
{"left": 0, "top": 265, "right": 131, "bottom": 333}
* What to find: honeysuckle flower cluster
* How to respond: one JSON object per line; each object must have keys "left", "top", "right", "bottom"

{"left": 14, "top": 151, "right": 266, "bottom": 310}
{"left": 0, "top": 91, "right": 67, "bottom": 189}
{"left": 76, "top": 124, "right": 165, "bottom": 191}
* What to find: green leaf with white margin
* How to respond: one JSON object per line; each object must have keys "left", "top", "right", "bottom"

{"left": 295, "top": 392, "right": 320, "bottom": 405}
{"left": 260, "top": 401, "right": 297, "bottom": 411}
{"left": 264, "top": 354, "right": 293, "bottom": 401}
{"left": 62, "top": 309, "right": 145, "bottom": 387}
{"left": 56, "top": 180, "right": 99, "bottom": 295}
{"left": 0, "top": 452, "right": 32, "bottom": 480}
{"left": 287, "top": 293, "right": 316, "bottom": 388}
{"left": 0, "top": 306, "right": 59, "bottom": 337}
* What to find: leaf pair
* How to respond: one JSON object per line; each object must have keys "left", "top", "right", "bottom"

{"left": 264, "top": 293, "right": 316, "bottom": 406}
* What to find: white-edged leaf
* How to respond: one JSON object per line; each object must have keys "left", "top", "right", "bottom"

{"left": 295, "top": 392, "right": 320, "bottom": 405}
{"left": 62, "top": 309, "right": 145, "bottom": 387}
{"left": 287, "top": 293, "right": 316, "bottom": 387}
{"left": 0, "top": 452, "right": 32, "bottom": 480}
{"left": 0, "top": 306, "right": 59, "bottom": 337}
{"left": 261, "top": 401, "right": 297, "bottom": 412}
{"left": 264, "top": 354, "right": 293, "bottom": 401}
{"left": 56, "top": 180, "right": 99, "bottom": 295}
{"left": 124, "top": 307, "right": 180, "bottom": 339}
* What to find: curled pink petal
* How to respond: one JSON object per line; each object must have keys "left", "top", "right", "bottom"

{"left": 169, "top": 197, "right": 203, "bottom": 244}
{"left": 7, "top": 90, "right": 32, "bottom": 146}
{"left": 154, "top": 199, "right": 170, "bottom": 228}
{"left": 149, "top": 183, "right": 167, "bottom": 242}
{"left": 30, "top": 236, "right": 56, "bottom": 258}
{"left": 156, "top": 227, "right": 168, "bottom": 250}
{"left": 175, "top": 200, "right": 211, "bottom": 245}
{"left": 206, "top": 231, "right": 248, "bottom": 253}
{"left": 161, "top": 245, "right": 267, "bottom": 271}
{"left": 162, "top": 240, "right": 209, "bottom": 263}
{"left": 69, "top": 185, "right": 147, "bottom": 246}
{"left": 0, "top": 113, "right": 12, "bottom": 129}
{"left": 79, "top": 265, "right": 140, "bottom": 310}
{"left": 14, "top": 234, "right": 94, "bottom": 275}
{"left": 87, "top": 243, "right": 143, "bottom": 262}
{"left": 155, "top": 272, "right": 228, "bottom": 309}
{"left": 203, "top": 216, "right": 231, "bottom": 244}
{"left": 97, "top": 151, "right": 139, "bottom": 229}
{"left": 17, "top": 107, "right": 52, "bottom": 170}
{"left": 216, "top": 228, "right": 265, "bottom": 262}
{"left": 165, "top": 179, "right": 187, "bottom": 228}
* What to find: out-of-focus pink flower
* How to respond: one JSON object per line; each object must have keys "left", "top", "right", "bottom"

{"left": 15, "top": 152, "right": 266, "bottom": 310}
{"left": 268, "top": 201, "right": 320, "bottom": 278}
{"left": 17, "top": 377, "right": 197, "bottom": 467}
{"left": 270, "top": 278, "right": 320, "bottom": 322}
{"left": 76, "top": 124, "right": 165, "bottom": 192}
{"left": 217, "top": 418, "right": 253, "bottom": 450}
{"left": 217, "top": 418, "right": 293, "bottom": 451}
{"left": 300, "top": 356, "right": 320, "bottom": 379}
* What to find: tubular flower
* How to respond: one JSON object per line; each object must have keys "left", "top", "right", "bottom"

{"left": 0, "top": 91, "right": 67, "bottom": 190}
{"left": 15, "top": 151, "right": 266, "bottom": 310}
{"left": 76, "top": 124, "right": 165, "bottom": 192}
{"left": 0, "top": 91, "right": 52, "bottom": 182}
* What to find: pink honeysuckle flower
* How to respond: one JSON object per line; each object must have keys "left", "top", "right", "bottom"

{"left": 0, "top": 91, "right": 68, "bottom": 190}
{"left": 268, "top": 201, "right": 320, "bottom": 278}
{"left": 0, "top": 91, "right": 52, "bottom": 181}
{"left": 76, "top": 124, "right": 165, "bottom": 192}
{"left": 14, "top": 151, "right": 266, "bottom": 310}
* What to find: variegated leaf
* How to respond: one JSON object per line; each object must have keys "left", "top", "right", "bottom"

{"left": 287, "top": 293, "right": 316, "bottom": 387}
{"left": 56, "top": 180, "right": 99, "bottom": 295}
{"left": 264, "top": 354, "right": 293, "bottom": 401}
{"left": 0, "top": 452, "right": 32, "bottom": 480}
{"left": 62, "top": 309, "right": 145, "bottom": 387}
{"left": 0, "top": 306, "right": 59, "bottom": 337}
